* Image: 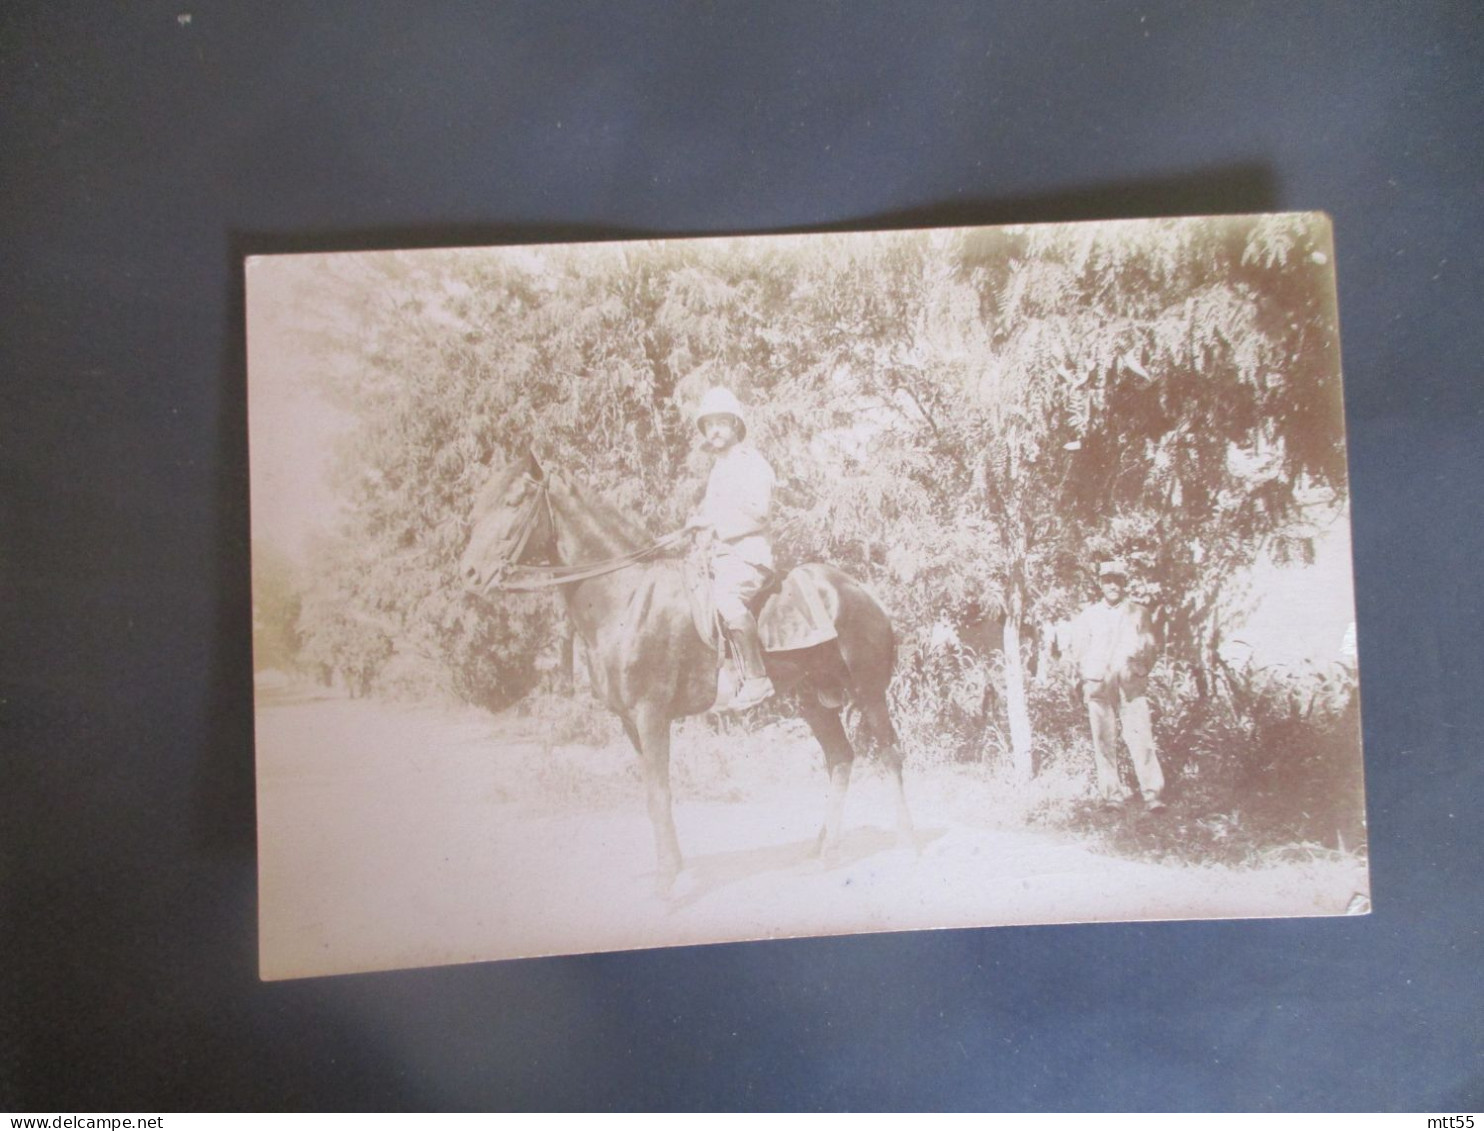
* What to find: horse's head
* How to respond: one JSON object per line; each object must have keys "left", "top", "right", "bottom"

{"left": 458, "top": 450, "right": 555, "bottom": 592}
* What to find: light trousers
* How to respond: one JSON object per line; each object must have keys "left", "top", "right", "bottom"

{"left": 711, "top": 543, "right": 770, "bottom": 627}
{"left": 1084, "top": 681, "right": 1164, "bottom": 802}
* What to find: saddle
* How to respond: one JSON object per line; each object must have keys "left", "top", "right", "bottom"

{"left": 682, "top": 555, "right": 839, "bottom": 655}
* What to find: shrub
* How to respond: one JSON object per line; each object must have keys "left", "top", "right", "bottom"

{"left": 889, "top": 634, "right": 1000, "bottom": 767}
{"left": 516, "top": 691, "right": 619, "bottom": 749}
{"left": 1051, "top": 659, "right": 1364, "bottom": 865}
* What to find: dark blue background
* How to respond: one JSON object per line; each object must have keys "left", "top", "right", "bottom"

{"left": 3, "top": 1, "right": 1480, "bottom": 1111}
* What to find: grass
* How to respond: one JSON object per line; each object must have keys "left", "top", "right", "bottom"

{"left": 1043, "top": 768, "right": 1368, "bottom": 870}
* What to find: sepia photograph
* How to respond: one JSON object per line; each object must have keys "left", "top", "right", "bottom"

{"left": 247, "top": 214, "right": 1367, "bottom": 981}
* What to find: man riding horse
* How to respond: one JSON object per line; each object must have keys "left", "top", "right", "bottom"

{"left": 458, "top": 411, "right": 915, "bottom": 889}
{"left": 683, "top": 387, "right": 777, "bottom": 711}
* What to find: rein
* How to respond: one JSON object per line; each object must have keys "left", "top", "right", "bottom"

{"left": 487, "top": 476, "right": 688, "bottom": 592}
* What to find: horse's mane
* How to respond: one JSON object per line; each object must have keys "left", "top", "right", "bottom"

{"left": 552, "top": 468, "right": 656, "bottom": 555}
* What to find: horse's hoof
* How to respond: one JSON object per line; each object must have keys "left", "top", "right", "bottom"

{"left": 793, "top": 848, "right": 834, "bottom": 876}
{"left": 816, "top": 841, "right": 845, "bottom": 870}
{"left": 653, "top": 861, "right": 686, "bottom": 898}
{"left": 665, "top": 869, "right": 700, "bottom": 903}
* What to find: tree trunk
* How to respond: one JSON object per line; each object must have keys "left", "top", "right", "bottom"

{"left": 1002, "top": 609, "right": 1035, "bottom": 782}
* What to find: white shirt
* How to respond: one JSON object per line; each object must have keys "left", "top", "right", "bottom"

{"left": 1068, "top": 599, "right": 1157, "bottom": 685}
{"left": 695, "top": 442, "right": 776, "bottom": 569}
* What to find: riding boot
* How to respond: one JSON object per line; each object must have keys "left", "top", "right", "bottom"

{"left": 727, "top": 614, "right": 775, "bottom": 710}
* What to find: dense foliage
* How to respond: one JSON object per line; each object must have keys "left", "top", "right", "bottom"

{"left": 262, "top": 216, "right": 1359, "bottom": 848}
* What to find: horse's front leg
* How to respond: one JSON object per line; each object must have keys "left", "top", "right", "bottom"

{"left": 625, "top": 710, "right": 683, "bottom": 895}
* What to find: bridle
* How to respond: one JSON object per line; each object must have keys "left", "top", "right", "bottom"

{"left": 481, "top": 473, "right": 688, "bottom": 592}
{"left": 499, "top": 475, "right": 553, "bottom": 575}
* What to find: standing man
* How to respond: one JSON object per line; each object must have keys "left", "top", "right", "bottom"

{"left": 685, "top": 387, "right": 777, "bottom": 710}
{"left": 1067, "top": 560, "right": 1166, "bottom": 810}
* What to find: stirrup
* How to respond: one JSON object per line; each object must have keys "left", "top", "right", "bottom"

{"left": 726, "top": 676, "right": 775, "bottom": 711}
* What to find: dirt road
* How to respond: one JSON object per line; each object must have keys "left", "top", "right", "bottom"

{"left": 255, "top": 690, "right": 1367, "bottom": 980}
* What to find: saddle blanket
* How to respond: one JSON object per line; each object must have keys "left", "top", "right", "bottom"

{"left": 684, "top": 559, "right": 839, "bottom": 653}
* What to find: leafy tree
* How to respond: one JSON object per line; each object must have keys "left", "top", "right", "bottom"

{"left": 293, "top": 536, "right": 395, "bottom": 698}
{"left": 273, "top": 218, "right": 1347, "bottom": 799}
{"left": 250, "top": 539, "right": 301, "bottom": 673}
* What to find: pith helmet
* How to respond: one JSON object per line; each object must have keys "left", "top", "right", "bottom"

{"left": 1098, "top": 559, "right": 1129, "bottom": 580}
{"left": 696, "top": 386, "right": 748, "bottom": 439}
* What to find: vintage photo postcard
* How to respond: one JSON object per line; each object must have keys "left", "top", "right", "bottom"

{"left": 247, "top": 215, "right": 1367, "bottom": 980}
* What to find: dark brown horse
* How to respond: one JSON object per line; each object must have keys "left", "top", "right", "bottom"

{"left": 458, "top": 453, "right": 915, "bottom": 893}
